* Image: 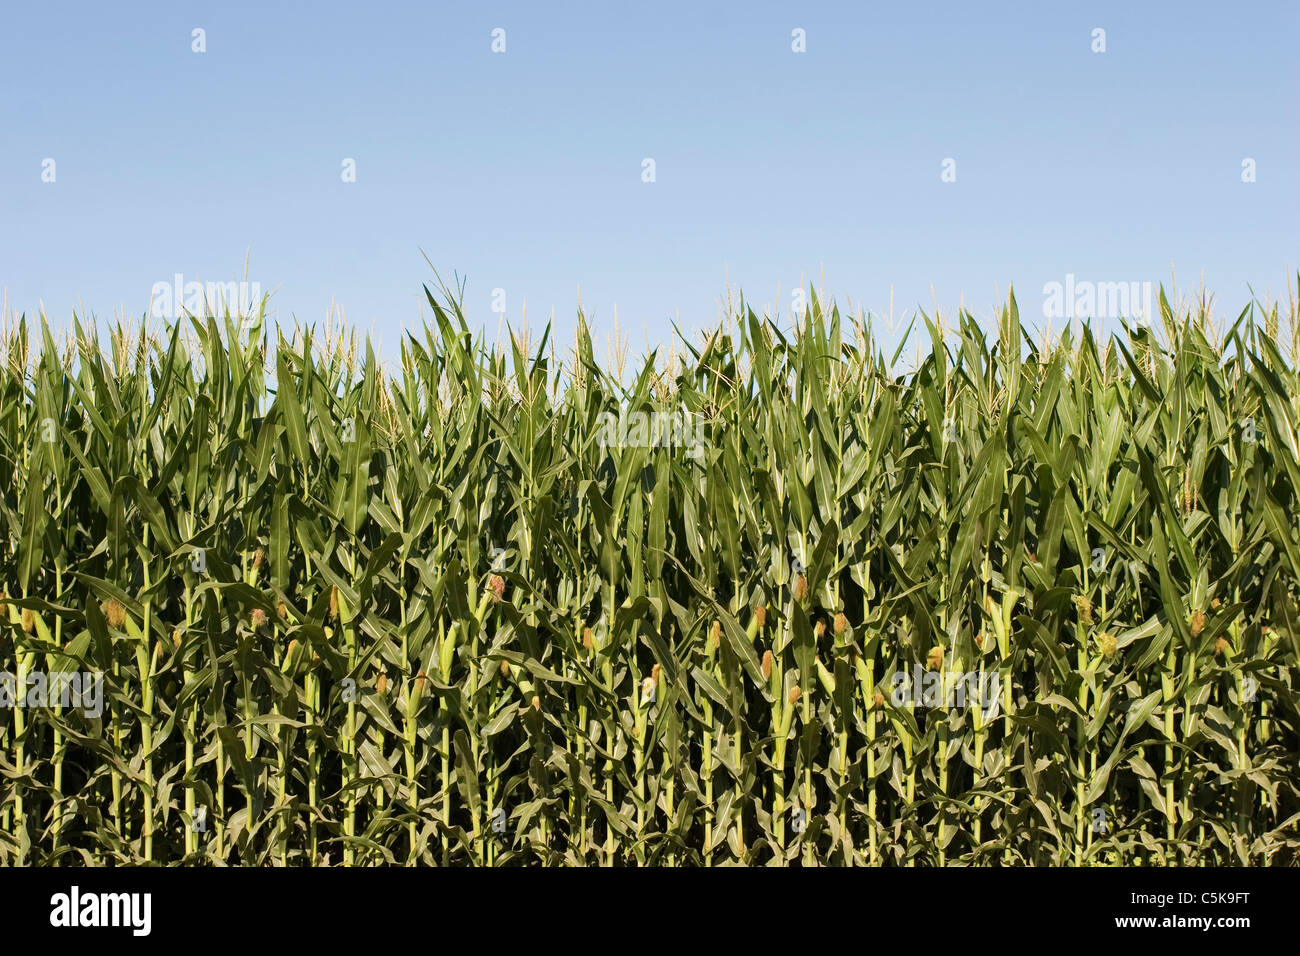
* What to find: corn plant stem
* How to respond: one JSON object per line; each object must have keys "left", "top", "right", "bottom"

{"left": 663, "top": 748, "right": 674, "bottom": 866}
{"left": 971, "top": 569, "right": 991, "bottom": 856}
{"left": 13, "top": 601, "right": 27, "bottom": 865}
{"left": 183, "top": 585, "right": 196, "bottom": 857}
{"left": 437, "top": 618, "right": 450, "bottom": 866}
{"left": 702, "top": 690, "right": 714, "bottom": 865}
{"left": 466, "top": 611, "right": 482, "bottom": 867}
{"left": 16, "top": 636, "right": 35, "bottom": 861}
{"left": 0, "top": 583, "right": 9, "bottom": 855}
{"left": 795, "top": 541, "right": 806, "bottom": 868}
{"left": 972, "top": 701, "right": 984, "bottom": 854}
{"left": 276, "top": 732, "right": 289, "bottom": 866}
{"left": 1094, "top": 587, "right": 1108, "bottom": 858}
{"left": 108, "top": 608, "right": 125, "bottom": 843}
{"left": 440, "top": 717, "right": 451, "bottom": 866}
{"left": 48, "top": 569, "right": 64, "bottom": 850}
{"left": 486, "top": 749, "right": 497, "bottom": 868}
{"left": 832, "top": 391, "right": 848, "bottom": 867}
{"left": 141, "top": 529, "right": 155, "bottom": 863}
{"left": 1232, "top": 584, "right": 1249, "bottom": 856}
{"left": 733, "top": 448, "right": 747, "bottom": 864}
{"left": 728, "top": 629, "right": 742, "bottom": 865}
{"left": 1161, "top": 437, "right": 1179, "bottom": 863}
{"left": 578, "top": 691, "right": 589, "bottom": 863}
{"left": 834, "top": 627, "right": 852, "bottom": 864}
{"left": 773, "top": 729, "right": 785, "bottom": 856}
{"left": 576, "top": 493, "right": 593, "bottom": 864}
{"left": 837, "top": 698, "right": 849, "bottom": 865}
{"left": 1000, "top": 623, "right": 1014, "bottom": 864}
{"left": 1260, "top": 620, "right": 1279, "bottom": 826}
{"left": 603, "top": 710, "right": 614, "bottom": 864}
{"left": 401, "top": 600, "right": 418, "bottom": 863}
{"left": 518, "top": 411, "right": 535, "bottom": 863}
{"left": 213, "top": 683, "right": 225, "bottom": 858}
{"left": 937, "top": 708, "right": 948, "bottom": 866}
{"left": 344, "top": 639, "right": 357, "bottom": 863}
{"left": 241, "top": 660, "right": 255, "bottom": 861}
{"left": 470, "top": 586, "right": 490, "bottom": 866}
{"left": 298, "top": 546, "right": 314, "bottom": 865}
{"left": 1162, "top": 642, "right": 1177, "bottom": 858}
{"left": 634, "top": 696, "right": 647, "bottom": 864}
{"left": 1070, "top": 554, "right": 1089, "bottom": 864}
{"left": 731, "top": 663, "right": 744, "bottom": 863}
{"left": 273, "top": 662, "right": 289, "bottom": 867}
{"left": 603, "top": 582, "right": 616, "bottom": 866}
{"left": 865, "top": 656, "right": 878, "bottom": 865}
{"left": 904, "top": 731, "right": 915, "bottom": 865}
{"left": 398, "top": 697, "right": 416, "bottom": 865}
{"left": 936, "top": 566, "right": 948, "bottom": 865}
{"left": 1235, "top": 653, "right": 1249, "bottom": 854}
{"left": 307, "top": 670, "right": 319, "bottom": 862}
{"left": 801, "top": 598, "right": 814, "bottom": 864}
{"left": 1075, "top": 641, "right": 1088, "bottom": 865}
{"left": 0, "top": 713, "right": 8, "bottom": 856}
{"left": 772, "top": 631, "right": 786, "bottom": 858}
{"left": 565, "top": 583, "right": 584, "bottom": 855}
{"left": 0, "top": 686, "right": 9, "bottom": 856}
{"left": 538, "top": 734, "right": 552, "bottom": 861}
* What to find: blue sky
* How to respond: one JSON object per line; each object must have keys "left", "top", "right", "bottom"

{"left": 1, "top": 0, "right": 1296, "bottom": 356}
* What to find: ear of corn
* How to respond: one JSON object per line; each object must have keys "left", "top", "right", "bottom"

{"left": 0, "top": 278, "right": 1298, "bottom": 865}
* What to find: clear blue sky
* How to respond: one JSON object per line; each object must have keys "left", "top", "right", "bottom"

{"left": 2, "top": 0, "right": 1296, "bottom": 356}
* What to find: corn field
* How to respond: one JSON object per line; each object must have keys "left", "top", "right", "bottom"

{"left": 1, "top": 279, "right": 1298, "bottom": 866}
